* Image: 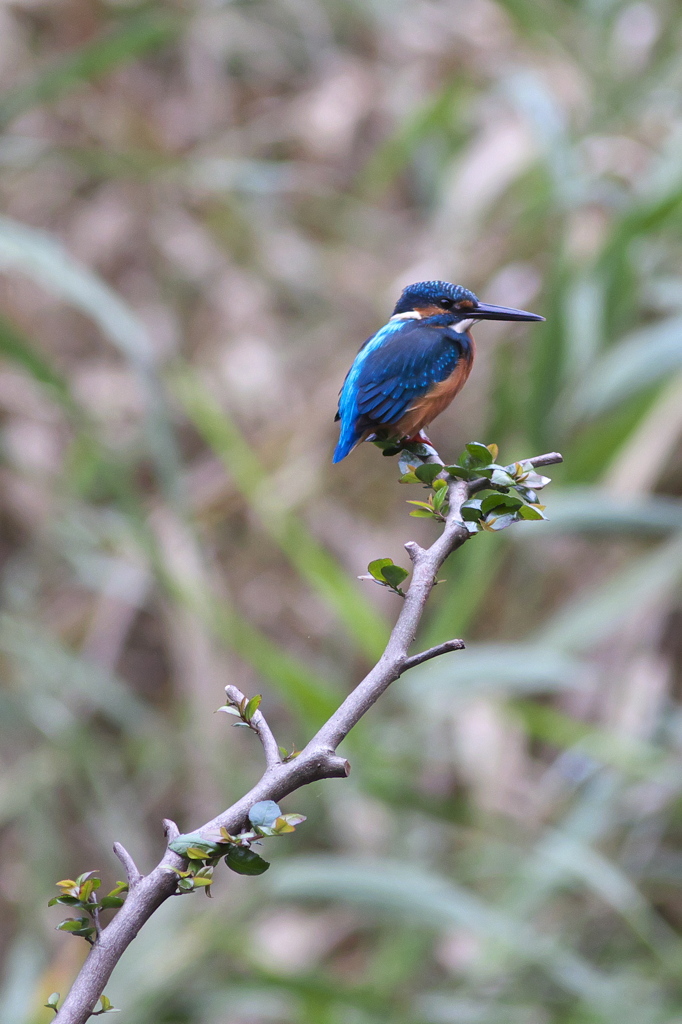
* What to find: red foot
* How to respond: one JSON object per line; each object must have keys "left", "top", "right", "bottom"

{"left": 404, "top": 430, "right": 433, "bottom": 447}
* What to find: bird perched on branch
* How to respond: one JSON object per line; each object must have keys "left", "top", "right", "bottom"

{"left": 333, "top": 280, "right": 544, "bottom": 463}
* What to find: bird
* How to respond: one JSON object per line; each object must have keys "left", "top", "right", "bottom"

{"left": 333, "top": 280, "right": 544, "bottom": 463}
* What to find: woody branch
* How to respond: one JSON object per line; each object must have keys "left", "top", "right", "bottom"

{"left": 53, "top": 449, "right": 562, "bottom": 1024}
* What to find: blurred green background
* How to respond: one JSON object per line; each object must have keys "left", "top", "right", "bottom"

{"left": 1, "top": 0, "right": 682, "bottom": 1021}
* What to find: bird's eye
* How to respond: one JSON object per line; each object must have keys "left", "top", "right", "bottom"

{"left": 438, "top": 297, "right": 453, "bottom": 309}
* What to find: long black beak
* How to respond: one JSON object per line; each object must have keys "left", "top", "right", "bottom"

{"left": 472, "top": 302, "right": 545, "bottom": 322}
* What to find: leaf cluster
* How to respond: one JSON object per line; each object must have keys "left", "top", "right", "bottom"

{"left": 399, "top": 442, "right": 552, "bottom": 533}
{"left": 48, "top": 871, "right": 127, "bottom": 945}
{"left": 168, "top": 800, "right": 306, "bottom": 892}
{"left": 217, "top": 691, "right": 263, "bottom": 727}
{"left": 359, "top": 558, "right": 410, "bottom": 597}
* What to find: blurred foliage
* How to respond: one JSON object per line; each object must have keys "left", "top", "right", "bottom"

{"left": 1, "top": 0, "right": 682, "bottom": 1022}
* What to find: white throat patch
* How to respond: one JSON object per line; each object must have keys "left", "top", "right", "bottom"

{"left": 453, "top": 318, "right": 475, "bottom": 333}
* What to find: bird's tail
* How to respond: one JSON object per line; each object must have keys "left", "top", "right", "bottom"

{"left": 333, "top": 421, "right": 362, "bottom": 463}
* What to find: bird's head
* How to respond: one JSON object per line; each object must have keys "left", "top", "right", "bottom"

{"left": 391, "top": 280, "right": 544, "bottom": 328}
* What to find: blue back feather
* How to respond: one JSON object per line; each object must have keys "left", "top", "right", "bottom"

{"left": 333, "top": 316, "right": 469, "bottom": 462}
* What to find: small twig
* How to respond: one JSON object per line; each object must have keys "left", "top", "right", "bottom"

{"left": 112, "top": 843, "right": 143, "bottom": 890}
{"left": 90, "top": 900, "right": 102, "bottom": 941}
{"left": 401, "top": 639, "right": 466, "bottom": 673}
{"left": 224, "top": 684, "right": 282, "bottom": 769}
{"left": 524, "top": 451, "right": 564, "bottom": 469}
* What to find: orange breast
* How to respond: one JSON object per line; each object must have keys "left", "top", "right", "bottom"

{"left": 392, "top": 340, "right": 475, "bottom": 437}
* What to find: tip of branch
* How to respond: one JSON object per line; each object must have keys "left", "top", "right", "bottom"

{"left": 530, "top": 451, "right": 563, "bottom": 467}
{"left": 317, "top": 751, "right": 351, "bottom": 778}
{"left": 163, "top": 818, "right": 180, "bottom": 841}
{"left": 405, "top": 541, "right": 424, "bottom": 563}
{"left": 224, "top": 683, "right": 245, "bottom": 703}
{"left": 113, "top": 842, "right": 143, "bottom": 888}
{"left": 401, "top": 638, "right": 466, "bottom": 673}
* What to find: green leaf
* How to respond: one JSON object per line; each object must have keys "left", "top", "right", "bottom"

{"left": 444, "top": 464, "right": 474, "bottom": 480}
{"left": 367, "top": 558, "right": 394, "bottom": 582}
{"left": 75, "top": 872, "right": 100, "bottom": 886}
{"left": 480, "top": 493, "right": 523, "bottom": 515}
{"left": 380, "top": 564, "right": 409, "bottom": 589}
{"left": 490, "top": 468, "right": 516, "bottom": 487}
{"left": 191, "top": 875, "right": 213, "bottom": 887}
{"left": 481, "top": 512, "right": 518, "bottom": 532}
{"left": 460, "top": 499, "right": 483, "bottom": 522}
{"left": 398, "top": 450, "right": 424, "bottom": 475}
{"left": 224, "top": 846, "right": 270, "bottom": 876}
{"left": 244, "top": 694, "right": 262, "bottom": 722}
{"left": 184, "top": 847, "right": 213, "bottom": 861}
{"left": 432, "top": 487, "right": 447, "bottom": 512}
{"left": 415, "top": 463, "right": 442, "bottom": 485}
{"left": 409, "top": 509, "right": 437, "bottom": 518}
{"left": 513, "top": 463, "right": 551, "bottom": 489}
{"left": 278, "top": 812, "right": 307, "bottom": 828}
{"left": 249, "top": 800, "right": 282, "bottom": 829}
{"left": 169, "top": 832, "right": 221, "bottom": 858}
{"left": 465, "top": 442, "right": 494, "bottom": 466}
{"left": 56, "top": 918, "right": 95, "bottom": 938}
{"left": 99, "top": 896, "right": 125, "bottom": 910}
{"left": 517, "top": 504, "right": 547, "bottom": 521}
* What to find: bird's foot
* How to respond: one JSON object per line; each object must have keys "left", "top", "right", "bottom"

{"left": 404, "top": 430, "right": 433, "bottom": 447}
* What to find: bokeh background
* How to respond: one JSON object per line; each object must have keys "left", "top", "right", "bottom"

{"left": 1, "top": 0, "right": 682, "bottom": 1021}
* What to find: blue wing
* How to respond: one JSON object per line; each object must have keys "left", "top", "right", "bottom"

{"left": 333, "top": 318, "right": 462, "bottom": 462}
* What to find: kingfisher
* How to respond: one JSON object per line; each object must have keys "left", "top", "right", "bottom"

{"left": 333, "top": 280, "right": 544, "bottom": 463}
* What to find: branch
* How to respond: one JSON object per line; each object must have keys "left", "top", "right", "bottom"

{"left": 53, "top": 446, "right": 561, "bottom": 1024}
{"left": 224, "top": 684, "right": 282, "bottom": 769}
{"left": 469, "top": 451, "right": 563, "bottom": 495}
{"left": 112, "top": 843, "right": 142, "bottom": 890}
{"left": 401, "top": 638, "right": 466, "bottom": 671}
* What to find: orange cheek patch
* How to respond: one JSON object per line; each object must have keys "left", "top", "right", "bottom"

{"left": 414, "top": 304, "right": 447, "bottom": 318}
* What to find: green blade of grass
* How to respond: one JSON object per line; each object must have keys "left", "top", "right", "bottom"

{"left": 0, "top": 12, "right": 180, "bottom": 130}
{"left": 0, "top": 313, "right": 78, "bottom": 415}
{"left": 269, "top": 856, "right": 619, "bottom": 1007}
{"left": 420, "top": 530, "right": 506, "bottom": 647}
{"left": 535, "top": 531, "right": 682, "bottom": 654}
{"left": 0, "top": 214, "right": 181, "bottom": 500}
{"left": 173, "top": 367, "right": 390, "bottom": 662}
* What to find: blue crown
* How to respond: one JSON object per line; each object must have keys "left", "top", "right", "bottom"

{"left": 392, "top": 280, "right": 478, "bottom": 315}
